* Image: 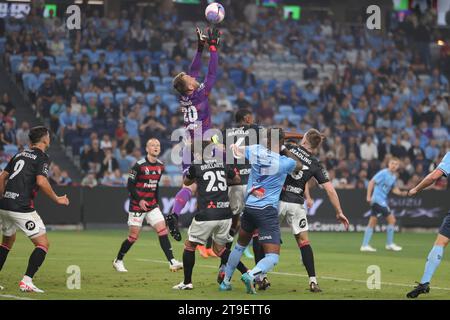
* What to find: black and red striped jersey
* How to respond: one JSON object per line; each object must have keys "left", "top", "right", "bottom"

{"left": 127, "top": 157, "right": 164, "bottom": 213}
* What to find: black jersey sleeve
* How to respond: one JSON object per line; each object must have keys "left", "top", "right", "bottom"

{"left": 37, "top": 154, "right": 50, "bottom": 177}
{"left": 186, "top": 165, "right": 197, "bottom": 181}
{"left": 127, "top": 162, "right": 140, "bottom": 200}
{"left": 314, "top": 162, "right": 330, "bottom": 184}
{"left": 3, "top": 157, "right": 15, "bottom": 174}
{"left": 226, "top": 165, "right": 237, "bottom": 180}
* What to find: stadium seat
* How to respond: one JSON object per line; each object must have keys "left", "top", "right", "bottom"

{"left": 146, "top": 93, "right": 156, "bottom": 104}
{"left": 162, "top": 93, "right": 176, "bottom": 104}
{"left": 162, "top": 77, "right": 173, "bottom": 85}
{"left": 274, "top": 114, "right": 287, "bottom": 123}
{"left": 74, "top": 92, "right": 83, "bottom": 101}
{"left": 83, "top": 92, "right": 98, "bottom": 103}
{"left": 289, "top": 114, "right": 302, "bottom": 123}
{"left": 149, "top": 76, "right": 161, "bottom": 84}
{"left": 169, "top": 102, "right": 180, "bottom": 113}
{"left": 3, "top": 144, "right": 18, "bottom": 157}
{"left": 155, "top": 84, "right": 169, "bottom": 93}
{"left": 115, "top": 92, "right": 128, "bottom": 104}
{"left": 294, "top": 106, "right": 309, "bottom": 117}
{"left": 99, "top": 92, "right": 114, "bottom": 102}
{"left": 279, "top": 105, "right": 293, "bottom": 115}
{"left": 229, "top": 69, "right": 244, "bottom": 86}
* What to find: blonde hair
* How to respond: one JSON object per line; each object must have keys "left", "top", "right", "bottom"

{"left": 172, "top": 72, "right": 187, "bottom": 94}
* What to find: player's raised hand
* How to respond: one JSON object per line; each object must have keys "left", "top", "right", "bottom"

{"left": 207, "top": 27, "right": 221, "bottom": 50}
{"left": 56, "top": 195, "right": 69, "bottom": 206}
{"left": 230, "top": 143, "right": 244, "bottom": 159}
{"left": 139, "top": 199, "right": 150, "bottom": 212}
{"left": 196, "top": 26, "right": 207, "bottom": 50}
{"left": 336, "top": 212, "right": 350, "bottom": 230}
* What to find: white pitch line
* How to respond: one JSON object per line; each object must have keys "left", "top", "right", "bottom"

{"left": 0, "top": 294, "right": 35, "bottom": 300}
{"left": 136, "top": 258, "right": 450, "bottom": 291}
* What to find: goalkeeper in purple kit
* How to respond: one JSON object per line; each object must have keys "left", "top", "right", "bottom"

{"left": 166, "top": 27, "right": 221, "bottom": 240}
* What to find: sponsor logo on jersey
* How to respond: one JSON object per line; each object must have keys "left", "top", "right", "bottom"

{"left": 143, "top": 181, "right": 158, "bottom": 189}
{"left": 3, "top": 191, "right": 19, "bottom": 199}
{"left": 128, "top": 170, "right": 137, "bottom": 180}
{"left": 239, "top": 168, "right": 251, "bottom": 175}
{"left": 145, "top": 167, "right": 150, "bottom": 175}
{"left": 206, "top": 201, "right": 230, "bottom": 209}
{"left": 216, "top": 201, "right": 230, "bottom": 208}
{"left": 286, "top": 185, "right": 303, "bottom": 194}
{"left": 42, "top": 163, "right": 49, "bottom": 176}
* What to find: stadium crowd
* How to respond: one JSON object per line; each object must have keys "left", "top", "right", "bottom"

{"left": 1, "top": 2, "right": 449, "bottom": 189}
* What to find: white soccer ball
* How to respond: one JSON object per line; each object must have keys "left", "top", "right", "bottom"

{"left": 205, "top": 2, "right": 225, "bottom": 24}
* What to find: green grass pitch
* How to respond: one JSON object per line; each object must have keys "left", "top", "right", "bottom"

{"left": 0, "top": 230, "right": 448, "bottom": 300}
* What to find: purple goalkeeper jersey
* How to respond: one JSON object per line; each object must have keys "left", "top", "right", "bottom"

{"left": 180, "top": 50, "right": 218, "bottom": 140}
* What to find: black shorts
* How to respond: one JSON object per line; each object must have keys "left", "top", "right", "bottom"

{"left": 370, "top": 203, "right": 391, "bottom": 217}
{"left": 240, "top": 205, "right": 281, "bottom": 245}
{"left": 439, "top": 213, "right": 450, "bottom": 239}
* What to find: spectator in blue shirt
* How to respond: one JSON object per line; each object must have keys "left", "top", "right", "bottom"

{"left": 77, "top": 105, "right": 93, "bottom": 135}
{"left": 125, "top": 109, "right": 140, "bottom": 146}
{"left": 49, "top": 95, "right": 66, "bottom": 133}
{"left": 59, "top": 104, "right": 78, "bottom": 142}
{"left": 425, "top": 139, "right": 440, "bottom": 161}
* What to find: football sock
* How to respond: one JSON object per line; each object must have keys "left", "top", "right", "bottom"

{"left": 420, "top": 245, "right": 444, "bottom": 284}
{"left": 158, "top": 234, "right": 174, "bottom": 262}
{"left": 206, "top": 237, "right": 213, "bottom": 249}
{"left": 386, "top": 224, "right": 395, "bottom": 245}
{"left": 173, "top": 187, "right": 192, "bottom": 215}
{"left": 117, "top": 237, "right": 136, "bottom": 261}
{"left": 0, "top": 244, "right": 10, "bottom": 271}
{"left": 362, "top": 227, "right": 374, "bottom": 247}
{"left": 218, "top": 247, "right": 248, "bottom": 274}
{"left": 249, "top": 253, "right": 279, "bottom": 278}
{"left": 25, "top": 246, "right": 47, "bottom": 278}
{"left": 224, "top": 243, "right": 246, "bottom": 283}
{"left": 252, "top": 236, "right": 264, "bottom": 264}
{"left": 183, "top": 248, "right": 195, "bottom": 284}
{"left": 299, "top": 241, "right": 316, "bottom": 278}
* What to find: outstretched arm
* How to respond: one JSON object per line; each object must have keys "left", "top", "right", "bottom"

{"left": 0, "top": 170, "right": 9, "bottom": 197}
{"left": 203, "top": 28, "right": 220, "bottom": 94}
{"left": 188, "top": 27, "right": 207, "bottom": 78}
{"left": 37, "top": 175, "right": 69, "bottom": 205}
{"left": 408, "top": 169, "right": 445, "bottom": 196}
{"left": 188, "top": 51, "right": 203, "bottom": 79}
{"left": 366, "top": 179, "right": 375, "bottom": 203}
{"left": 322, "top": 181, "right": 349, "bottom": 230}
{"left": 392, "top": 186, "right": 408, "bottom": 196}
{"left": 204, "top": 50, "right": 218, "bottom": 94}
{"left": 284, "top": 132, "right": 304, "bottom": 140}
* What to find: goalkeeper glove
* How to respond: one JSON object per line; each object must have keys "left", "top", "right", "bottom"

{"left": 196, "top": 26, "right": 207, "bottom": 52}
{"left": 207, "top": 27, "right": 221, "bottom": 51}
{"left": 165, "top": 212, "right": 182, "bottom": 241}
